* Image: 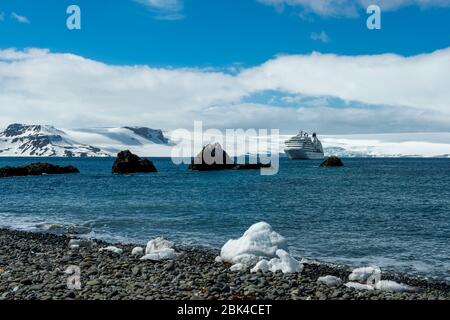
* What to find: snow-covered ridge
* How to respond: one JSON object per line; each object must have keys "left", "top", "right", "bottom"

{"left": 320, "top": 132, "right": 450, "bottom": 158}
{"left": 1, "top": 123, "right": 450, "bottom": 158}
{"left": 0, "top": 124, "right": 172, "bottom": 157}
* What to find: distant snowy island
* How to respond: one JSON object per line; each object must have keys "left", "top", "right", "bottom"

{"left": 0, "top": 123, "right": 449, "bottom": 158}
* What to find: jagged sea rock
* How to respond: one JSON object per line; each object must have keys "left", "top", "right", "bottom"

{"left": 320, "top": 156, "right": 344, "bottom": 167}
{"left": 188, "top": 143, "right": 235, "bottom": 171}
{"left": 112, "top": 150, "right": 157, "bottom": 174}
{"left": 0, "top": 162, "right": 79, "bottom": 178}
{"left": 188, "top": 143, "right": 270, "bottom": 171}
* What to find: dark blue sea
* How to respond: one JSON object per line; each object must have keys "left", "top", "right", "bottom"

{"left": 0, "top": 157, "right": 449, "bottom": 280}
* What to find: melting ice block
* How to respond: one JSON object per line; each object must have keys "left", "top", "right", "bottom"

{"left": 348, "top": 266, "right": 381, "bottom": 282}
{"left": 99, "top": 246, "right": 123, "bottom": 255}
{"left": 218, "top": 222, "right": 303, "bottom": 273}
{"left": 140, "top": 237, "right": 177, "bottom": 261}
{"left": 317, "top": 275, "right": 343, "bottom": 287}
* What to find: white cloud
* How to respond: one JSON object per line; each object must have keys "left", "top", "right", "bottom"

{"left": 238, "top": 48, "right": 450, "bottom": 114}
{"left": 11, "top": 12, "right": 30, "bottom": 24}
{"left": 0, "top": 48, "right": 450, "bottom": 133}
{"left": 136, "top": 0, "right": 184, "bottom": 20}
{"left": 257, "top": 0, "right": 450, "bottom": 17}
{"left": 310, "top": 31, "right": 330, "bottom": 43}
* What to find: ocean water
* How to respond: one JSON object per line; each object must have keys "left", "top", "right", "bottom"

{"left": 0, "top": 157, "right": 449, "bottom": 280}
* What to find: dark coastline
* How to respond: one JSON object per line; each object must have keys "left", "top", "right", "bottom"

{"left": 0, "top": 228, "right": 448, "bottom": 301}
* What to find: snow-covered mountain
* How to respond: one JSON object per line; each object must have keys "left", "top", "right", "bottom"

{"left": 0, "top": 124, "right": 109, "bottom": 157}
{"left": 1, "top": 123, "right": 449, "bottom": 158}
{"left": 0, "top": 124, "right": 172, "bottom": 157}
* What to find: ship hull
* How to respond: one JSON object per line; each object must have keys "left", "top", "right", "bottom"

{"left": 284, "top": 149, "right": 324, "bottom": 160}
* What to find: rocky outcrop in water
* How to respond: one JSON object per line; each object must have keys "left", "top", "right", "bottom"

{"left": 188, "top": 143, "right": 235, "bottom": 171}
{"left": 0, "top": 162, "right": 80, "bottom": 178}
{"left": 112, "top": 150, "right": 157, "bottom": 174}
{"left": 320, "top": 156, "right": 344, "bottom": 167}
{"left": 188, "top": 143, "right": 270, "bottom": 171}
{"left": 233, "top": 163, "right": 271, "bottom": 170}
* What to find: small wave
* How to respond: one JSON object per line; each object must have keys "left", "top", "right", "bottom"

{"left": 35, "top": 223, "right": 92, "bottom": 236}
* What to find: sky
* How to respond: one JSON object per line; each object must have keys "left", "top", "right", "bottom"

{"left": 0, "top": 0, "right": 449, "bottom": 134}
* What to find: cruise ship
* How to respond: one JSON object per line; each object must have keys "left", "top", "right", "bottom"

{"left": 284, "top": 131, "right": 324, "bottom": 160}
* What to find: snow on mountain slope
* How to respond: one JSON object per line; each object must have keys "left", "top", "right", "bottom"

{"left": 320, "top": 132, "right": 450, "bottom": 158}
{"left": 0, "top": 124, "right": 172, "bottom": 157}
{"left": 0, "top": 124, "right": 109, "bottom": 157}
{"left": 64, "top": 127, "right": 173, "bottom": 157}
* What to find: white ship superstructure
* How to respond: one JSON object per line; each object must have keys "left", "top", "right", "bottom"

{"left": 284, "top": 131, "right": 324, "bottom": 160}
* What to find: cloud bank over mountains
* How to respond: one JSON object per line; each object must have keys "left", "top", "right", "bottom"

{"left": 0, "top": 47, "right": 449, "bottom": 133}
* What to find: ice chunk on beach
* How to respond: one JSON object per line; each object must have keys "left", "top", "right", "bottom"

{"left": 229, "top": 263, "right": 245, "bottom": 272}
{"left": 140, "top": 237, "right": 177, "bottom": 261}
{"left": 68, "top": 239, "right": 94, "bottom": 249}
{"left": 220, "top": 222, "right": 287, "bottom": 262}
{"left": 218, "top": 222, "right": 301, "bottom": 273}
{"left": 344, "top": 282, "right": 375, "bottom": 291}
{"left": 99, "top": 246, "right": 123, "bottom": 254}
{"left": 374, "top": 280, "right": 412, "bottom": 292}
{"left": 145, "top": 237, "right": 173, "bottom": 254}
{"left": 251, "top": 249, "right": 303, "bottom": 273}
{"left": 348, "top": 266, "right": 381, "bottom": 282}
{"left": 131, "top": 247, "right": 144, "bottom": 256}
{"left": 317, "top": 275, "right": 342, "bottom": 287}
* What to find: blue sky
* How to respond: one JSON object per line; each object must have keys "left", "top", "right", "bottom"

{"left": 0, "top": 0, "right": 449, "bottom": 67}
{"left": 0, "top": 0, "right": 449, "bottom": 133}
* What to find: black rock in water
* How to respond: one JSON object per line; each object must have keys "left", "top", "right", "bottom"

{"left": 0, "top": 162, "right": 79, "bottom": 178}
{"left": 188, "top": 143, "right": 270, "bottom": 171}
{"left": 320, "top": 156, "right": 344, "bottom": 167}
{"left": 233, "top": 163, "right": 271, "bottom": 170}
{"left": 188, "top": 143, "right": 235, "bottom": 171}
{"left": 112, "top": 150, "right": 157, "bottom": 174}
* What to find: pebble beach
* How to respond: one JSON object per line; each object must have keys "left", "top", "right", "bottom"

{"left": 0, "top": 228, "right": 449, "bottom": 301}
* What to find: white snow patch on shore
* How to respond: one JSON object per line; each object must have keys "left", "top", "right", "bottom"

{"left": 68, "top": 239, "right": 94, "bottom": 249}
{"left": 346, "top": 266, "right": 413, "bottom": 292}
{"left": 317, "top": 275, "right": 342, "bottom": 287}
{"left": 218, "top": 222, "right": 302, "bottom": 273}
{"left": 374, "top": 280, "right": 413, "bottom": 292}
{"left": 345, "top": 282, "right": 375, "bottom": 291}
{"left": 140, "top": 237, "right": 177, "bottom": 261}
{"left": 131, "top": 247, "right": 144, "bottom": 256}
{"left": 251, "top": 249, "right": 303, "bottom": 273}
{"left": 99, "top": 246, "right": 123, "bottom": 254}
{"left": 348, "top": 266, "right": 381, "bottom": 282}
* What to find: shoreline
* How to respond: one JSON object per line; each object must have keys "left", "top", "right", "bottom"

{"left": 0, "top": 228, "right": 448, "bottom": 300}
